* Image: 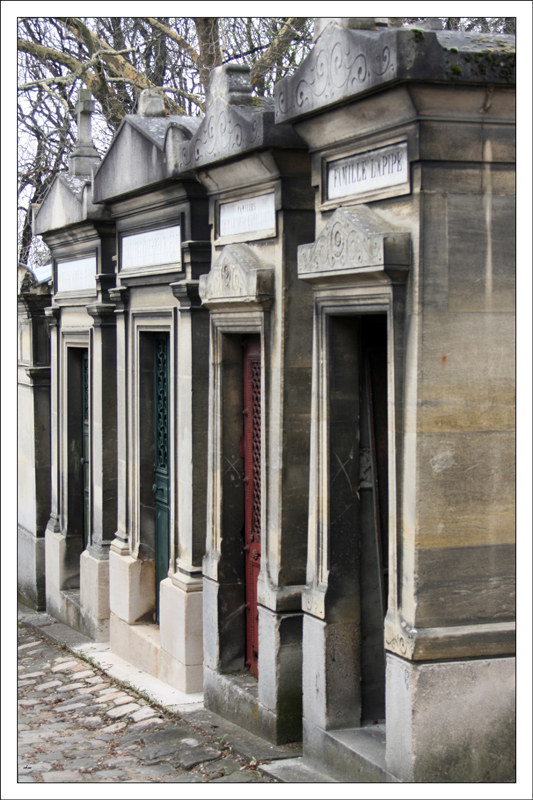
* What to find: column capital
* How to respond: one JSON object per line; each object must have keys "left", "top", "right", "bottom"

{"left": 86, "top": 303, "right": 117, "bottom": 326}
{"left": 170, "top": 280, "right": 204, "bottom": 310}
{"left": 108, "top": 286, "right": 130, "bottom": 311}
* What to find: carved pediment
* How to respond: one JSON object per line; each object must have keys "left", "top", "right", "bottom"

{"left": 179, "top": 65, "right": 302, "bottom": 173}
{"left": 298, "top": 205, "right": 410, "bottom": 278}
{"left": 179, "top": 98, "right": 265, "bottom": 173}
{"left": 199, "top": 244, "right": 274, "bottom": 307}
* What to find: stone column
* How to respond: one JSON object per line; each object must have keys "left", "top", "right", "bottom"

{"left": 18, "top": 283, "right": 52, "bottom": 610}
{"left": 107, "top": 286, "right": 147, "bottom": 627}
{"left": 78, "top": 303, "right": 117, "bottom": 640}
{"left": 44, "top": 306, "right": 60, "bottom": 536}
{"left": 156, "top": 279, "right": 208, "bottom": 692}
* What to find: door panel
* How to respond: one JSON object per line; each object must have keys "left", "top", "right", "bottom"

{"left": 154, "top": 333, "right": 170, "bottom": 624}
{"left": 82, "top": 349, "right": 90, "bottom": 549}
{"left": 243, "top": 336, "right": 261, "bottom": 678}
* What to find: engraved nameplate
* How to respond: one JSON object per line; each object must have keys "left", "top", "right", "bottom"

{"left": 56, "top": 256, "right": 96, "bottom": 293}
{"left": 122, "top": 225, "right": 181, "bottom": 269}
{"left": 327, "top": 142, "right": 409, "bottom": 201}
{"left": 219, "top": 194, "right": 276, "bottom": 238}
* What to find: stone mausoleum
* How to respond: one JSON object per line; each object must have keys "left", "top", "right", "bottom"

{"left": 274, "top": 18, "right": 516, "bottom": 782}
{"left": 19, "top": 18, "right": 515, "bottom": 783}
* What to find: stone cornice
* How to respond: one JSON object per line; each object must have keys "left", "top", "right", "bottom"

{"left": 275, "top": 25, "right": 515, "bottom": 124}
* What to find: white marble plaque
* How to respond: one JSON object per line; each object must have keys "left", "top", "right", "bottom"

{"left": 56, "top": 256, "right": 96, "bottom": 293}
{"left": 219, "top": 194, "right": 276, "bottom": 238}
{"left": 327, "top": 142, "right": 409, "bottom": 201}
{"left": 122, "top": 225, "right": 181, "bottom": 269}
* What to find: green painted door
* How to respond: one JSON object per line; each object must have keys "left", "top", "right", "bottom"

{"left": 82, "top": 349, "right": 90, "bottom": 549}
{"left": 154, "top": 333, "right": 170, "bottom": 623}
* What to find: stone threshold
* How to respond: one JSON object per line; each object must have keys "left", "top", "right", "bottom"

{"left": 302, "top": 719, "right": 399, "bottom": 782}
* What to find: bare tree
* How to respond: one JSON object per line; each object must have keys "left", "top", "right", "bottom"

{"left": 18, "top": 17, "right": 514, "bottom": 266}
{"left": 18, "top": 17, "right": 314, "bottom": 266}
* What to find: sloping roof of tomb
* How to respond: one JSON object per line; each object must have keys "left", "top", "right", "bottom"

{"left": 180, "top": 64, "right": 303, "bottom": 173}
{"left": 92, "top": 114, "right": 201, "bottom": 202}
{"left": 275, "top": 22, "right": 516, "bottom": 124}
{"left": 126, "top": 114, "right": 201, "bottom": 150}
{"left": 33, "top": 171, "right": 105, "bottom": 236}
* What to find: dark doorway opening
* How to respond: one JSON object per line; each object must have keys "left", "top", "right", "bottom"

{"left": 138, "top": 331, "right": 170, "bottom": 624}
{"left": 328, "top": 313, "right": 389, "bottom": 723}
{"left": 67, "top": 347, "right": 89, "bottom": 558}
{"left": 359, "top": 315, "right": 388, "bottom": 721}
{"left": 153, "top": 333, "right": 170, "bottom": 624}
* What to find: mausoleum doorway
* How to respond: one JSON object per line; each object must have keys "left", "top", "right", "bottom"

{"left": 328, "top": 313, "right": 389, "bottom": 721}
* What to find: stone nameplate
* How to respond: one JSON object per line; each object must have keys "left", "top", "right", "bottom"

{"left": 56, "top": 256, "right": 96, "bottom": 293}
{"left": 219, "top": 194, "right": 276, "bottom": 238}
{"left": 122, "top": 225, "right": 181, "bottom": 269}
{"left": 327, "top": 142, "right": 409, "bottom": 201}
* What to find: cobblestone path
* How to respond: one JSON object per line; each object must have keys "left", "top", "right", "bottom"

{"left": 17, "top": 625, "right": 277, "bottom": 783}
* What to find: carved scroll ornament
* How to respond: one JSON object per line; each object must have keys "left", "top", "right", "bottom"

{"left": 298, "top": 204, "right": 410, "bottom": 277}
{"left": 199, "top": 243, "right": 274, "bottom": 307}
{"left": 275, "top": 26, "right": 396, "bottom": 122}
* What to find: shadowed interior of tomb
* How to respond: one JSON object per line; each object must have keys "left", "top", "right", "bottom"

{"left": 328, "top": 313, "right": 389, "bottom": 724}
{"left": 66, "top": 346, "right": 87, "bottom": 588}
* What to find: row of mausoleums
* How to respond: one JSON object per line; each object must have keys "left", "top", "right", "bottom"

{"left": 19, "top": 20, "right": 516, "bottom": 782}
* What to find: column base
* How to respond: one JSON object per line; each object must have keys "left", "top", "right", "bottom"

{"left": 44, "top": 527, "right": 84, "bottom": 634}
{"left": 110, "top": 613, "right": 203, "bottom": 693}
{"left": 17, "top": 525, "right": 46, "bottom": 610}
{"left": 109, "top": 548, "right": 155, "bottom": 624}
{"left": 385, "top": 652, "right": 516, "bottom": 782}
{"left": 302, "top": 717, "right": 397, "bottom": 782}
{"left": 202, "top": 582, "right": 303, "bottom": 745}
{"left": 79, "top": 550, "right": 110, "bottom": 642}
{"left": 159, "top": 577, "right": 203, "bottom": 691}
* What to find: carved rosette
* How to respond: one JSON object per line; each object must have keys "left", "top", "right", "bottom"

{"left": 199, "top": 243, "right": 274, "bottom": 308}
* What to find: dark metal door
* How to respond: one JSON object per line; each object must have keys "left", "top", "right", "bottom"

{"left": 154, "top": 333, "right": 170, "bottom": 624}
{"left": 243, "top": 336, "right": 261, "bottom": 678}
{"left": 82, "top": 350, "right": 90, "bottom": 549}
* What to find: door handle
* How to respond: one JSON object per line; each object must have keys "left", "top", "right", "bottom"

{"left": 152, "top": 484, "right": 157, "bottom": 493}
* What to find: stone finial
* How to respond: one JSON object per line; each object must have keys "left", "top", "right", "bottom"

{"left": 68, "top": 89, "right": 101, "bottom": 176}
{"left": 207, "top": 64, "right": 254, "bottom": 107}
{"left": 137, "top": 88, "right": 166, "bottom": 117}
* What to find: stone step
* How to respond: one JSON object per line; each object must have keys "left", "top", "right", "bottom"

{"left": 262, "top": 757, "right": 337, "bottom": 782}
{"left": 303, "top": 719, "right": 399, "bottom": 782}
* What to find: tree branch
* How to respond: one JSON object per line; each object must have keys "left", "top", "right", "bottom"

{"left": 145, "top": 18, "right": 200, "bottom": 65}
{"left": 250, "top": 18, "right": 308, "bottom": 86}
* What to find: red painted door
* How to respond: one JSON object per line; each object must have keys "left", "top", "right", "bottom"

{"left": 243, "top": 336, "right": 261, "bottom": 678}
